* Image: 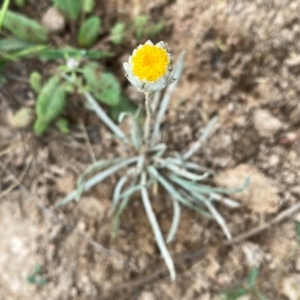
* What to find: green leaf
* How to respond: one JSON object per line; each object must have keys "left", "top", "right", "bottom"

{"left": 247, "top": 267, "right": 259, "bottom": 288}
{"left": 56, "top": 118, "right": 70, "bottom": 134}
{"left": 110, "top": 22, "right": 125, "bottom": 45}
{"left": 29, "top": 71, "right": 42, "bottom": 93}
{"left": 14, "top": 0, "right": 25, "bottom": 7}
{"left": 34, "top": 265, "right": 42, "bottom": 274}
{"left": 82, "top": 63, "right": 120, "bottom": 106}
{"left": 296, "top": 221, "right": 300, "bottom": 241}
{"left": 223, "top": 287, "right": 249, "bottom": 300}
{"left": 0, "top": 38, "right": 34, "bottom": 52}
{"left": 81, "top": 0, "right": 95, "bottom": 13}
{"left": 39, "top": 47, "right": 114, "bottom": 60}
{"left": 0, "top": 0, "right": 10, "bottom": 32}
{"left": 78, "top": 16, "right": 101, "bottom": 48}
{"left": 133, "top": 15, "right": 148, "bottom": 40}
{"left": 2, "top": 45, "right": 47, "bottom": 61}
{"left": 108, "top": 93, "right": 139, "bottom": 121}
{"left": 34, "top": 75, "right": 67, "bottom": 135}
{"left": 3, "top": 11, "right": 48, "bottom": 43}
{"left": 52, "top": 0, "right": 82, "bottom": 21}
{"left": 256, "top": 291, "right": 268, "bottom": 300}
{"left": 146, "top": 22, "right": 164, "bottom": 37}
{"left": 0, "top": 60, "right": 6, "bottom": 78}
{"left": 26, "top": 275, "right": 36, "bottom": 284}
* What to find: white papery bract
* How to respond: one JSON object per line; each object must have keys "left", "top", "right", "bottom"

{"left": 123, "top": 40, "right": 174, "bottom": 93}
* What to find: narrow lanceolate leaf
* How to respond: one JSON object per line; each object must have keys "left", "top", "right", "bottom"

{"left": 82, "top": 63, "right": 121, "bottom": 106}
{"left": 56, "top": 156, "right": 141, "bottom": 207}
{"left": 34, "top": 76, "right": 67, "bottom": 135}
{"left": 140, "top": 172, "right": 176, "bottom": 281}
{"left": 118, "top": 112, "right": 142, "bottom": 150}
{"left": 148, "top": 166, "right": 212, "bottom": 219}
{"left": 76, "top": 158, "right": 123, "bottom": 201}
{"left": 112, "top": 175, "right": 139, "bottom": 238}
{"left": 296, "top": 221, "right": 300, "bottom": 241}
{"left": 3, "top": 11, "right": 48, "bottom": 43}
{"left": 78, "top": 16, "right": 101, "bottom": 48}
{"left": 52, "top": 0, "right": 82, "bottom": 21}
{"left": 167, "top": 199, "right": 180, "bottom": 243}
{"left": 39, "top": 47, "right": 114, "bottom": 60}
{"left": 0, "top": 0, "right": 10, "bottom": 32}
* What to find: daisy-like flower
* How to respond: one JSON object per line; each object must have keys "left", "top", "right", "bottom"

{"left": 123, "top": 40, "right": 174, "bottom": 93}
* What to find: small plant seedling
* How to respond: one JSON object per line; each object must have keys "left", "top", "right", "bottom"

{"left": 133, "top": 15, "right": 164, "bottom": 41}
{"left": 0, "top": 4, "right": 132, "bottom": 134}
{"left": 31, "top": 57, "right": 123, "bottom": 134}
{"left": 296, "top": 220, "right": 300, "bottom": 242}
{"left": 26, "top": 265, "right": 47, "bottom": 286}
{"left": 56, "top": 41, "right": 250, "bottom": 280}
{"left": 0, "top": 3, "right": 166, "bottom": 135}
{"left": 223, "top": 267, "right": 268, "bottom": 300}
{"left": 109, "top": 16, "right": 164, "bottom": 46}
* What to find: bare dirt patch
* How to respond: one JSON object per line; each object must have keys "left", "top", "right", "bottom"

{"left": 1, "top": 0, "right": 300, "bottom": 299}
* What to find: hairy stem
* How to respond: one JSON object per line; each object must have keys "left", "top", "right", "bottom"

{"left": 143, "top": 91, "right": 154, "bottom": 150}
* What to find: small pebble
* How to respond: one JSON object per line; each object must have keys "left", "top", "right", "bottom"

{"left": 253, "top": 109, "right": 282, "bottom": 137}
{"left": 42, "top": 7, "right": 65, "bottom": 33}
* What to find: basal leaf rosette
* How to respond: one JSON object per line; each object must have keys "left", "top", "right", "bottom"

{"left": 123, "top": 40, "right": 174, "bottom": 93}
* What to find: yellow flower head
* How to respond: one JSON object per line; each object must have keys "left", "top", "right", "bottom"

{"left": 123, "top": 40, "right": 174, "bottom": 93}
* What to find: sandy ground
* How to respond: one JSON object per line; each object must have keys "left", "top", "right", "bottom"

{"left": 1, "top": 0, "right": 300, "bottom": 299}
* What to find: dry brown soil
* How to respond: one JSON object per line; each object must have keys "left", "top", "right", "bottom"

{"left": 1, "top": 0, "right": 300, "bottom": 299}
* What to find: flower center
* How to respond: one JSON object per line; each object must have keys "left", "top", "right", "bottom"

{"left": 131, "top": 44, "right": 169, "bottom": 82}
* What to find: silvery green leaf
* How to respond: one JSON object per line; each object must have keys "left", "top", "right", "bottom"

{"left": 183, "top": 115, "right": 218, "bottom": 160}
{"left": 148, "top": 166, "right": 211, "bottom": 218}
{"left": 56, "top": 156, "right": 141, "bottom": 207}
{"left": 166, "top": 199, "right": 180, "bottom": 243}
{"left": 140, "top": 172, "right": 176, "bottom": 281}
{"left": 112, "top": 176, "right": 138, "bottom": 238}
{"left": 118, "top": 112, "right": 142, "bottom": 150}
{"left": 111, "top": 175, "right": 128, "bottom": 213}
{"left": 76, "top": 158, "right": 123, "bottom": 201}
{"left": 152, "top": 51, "right": 186, "bottom": 144}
